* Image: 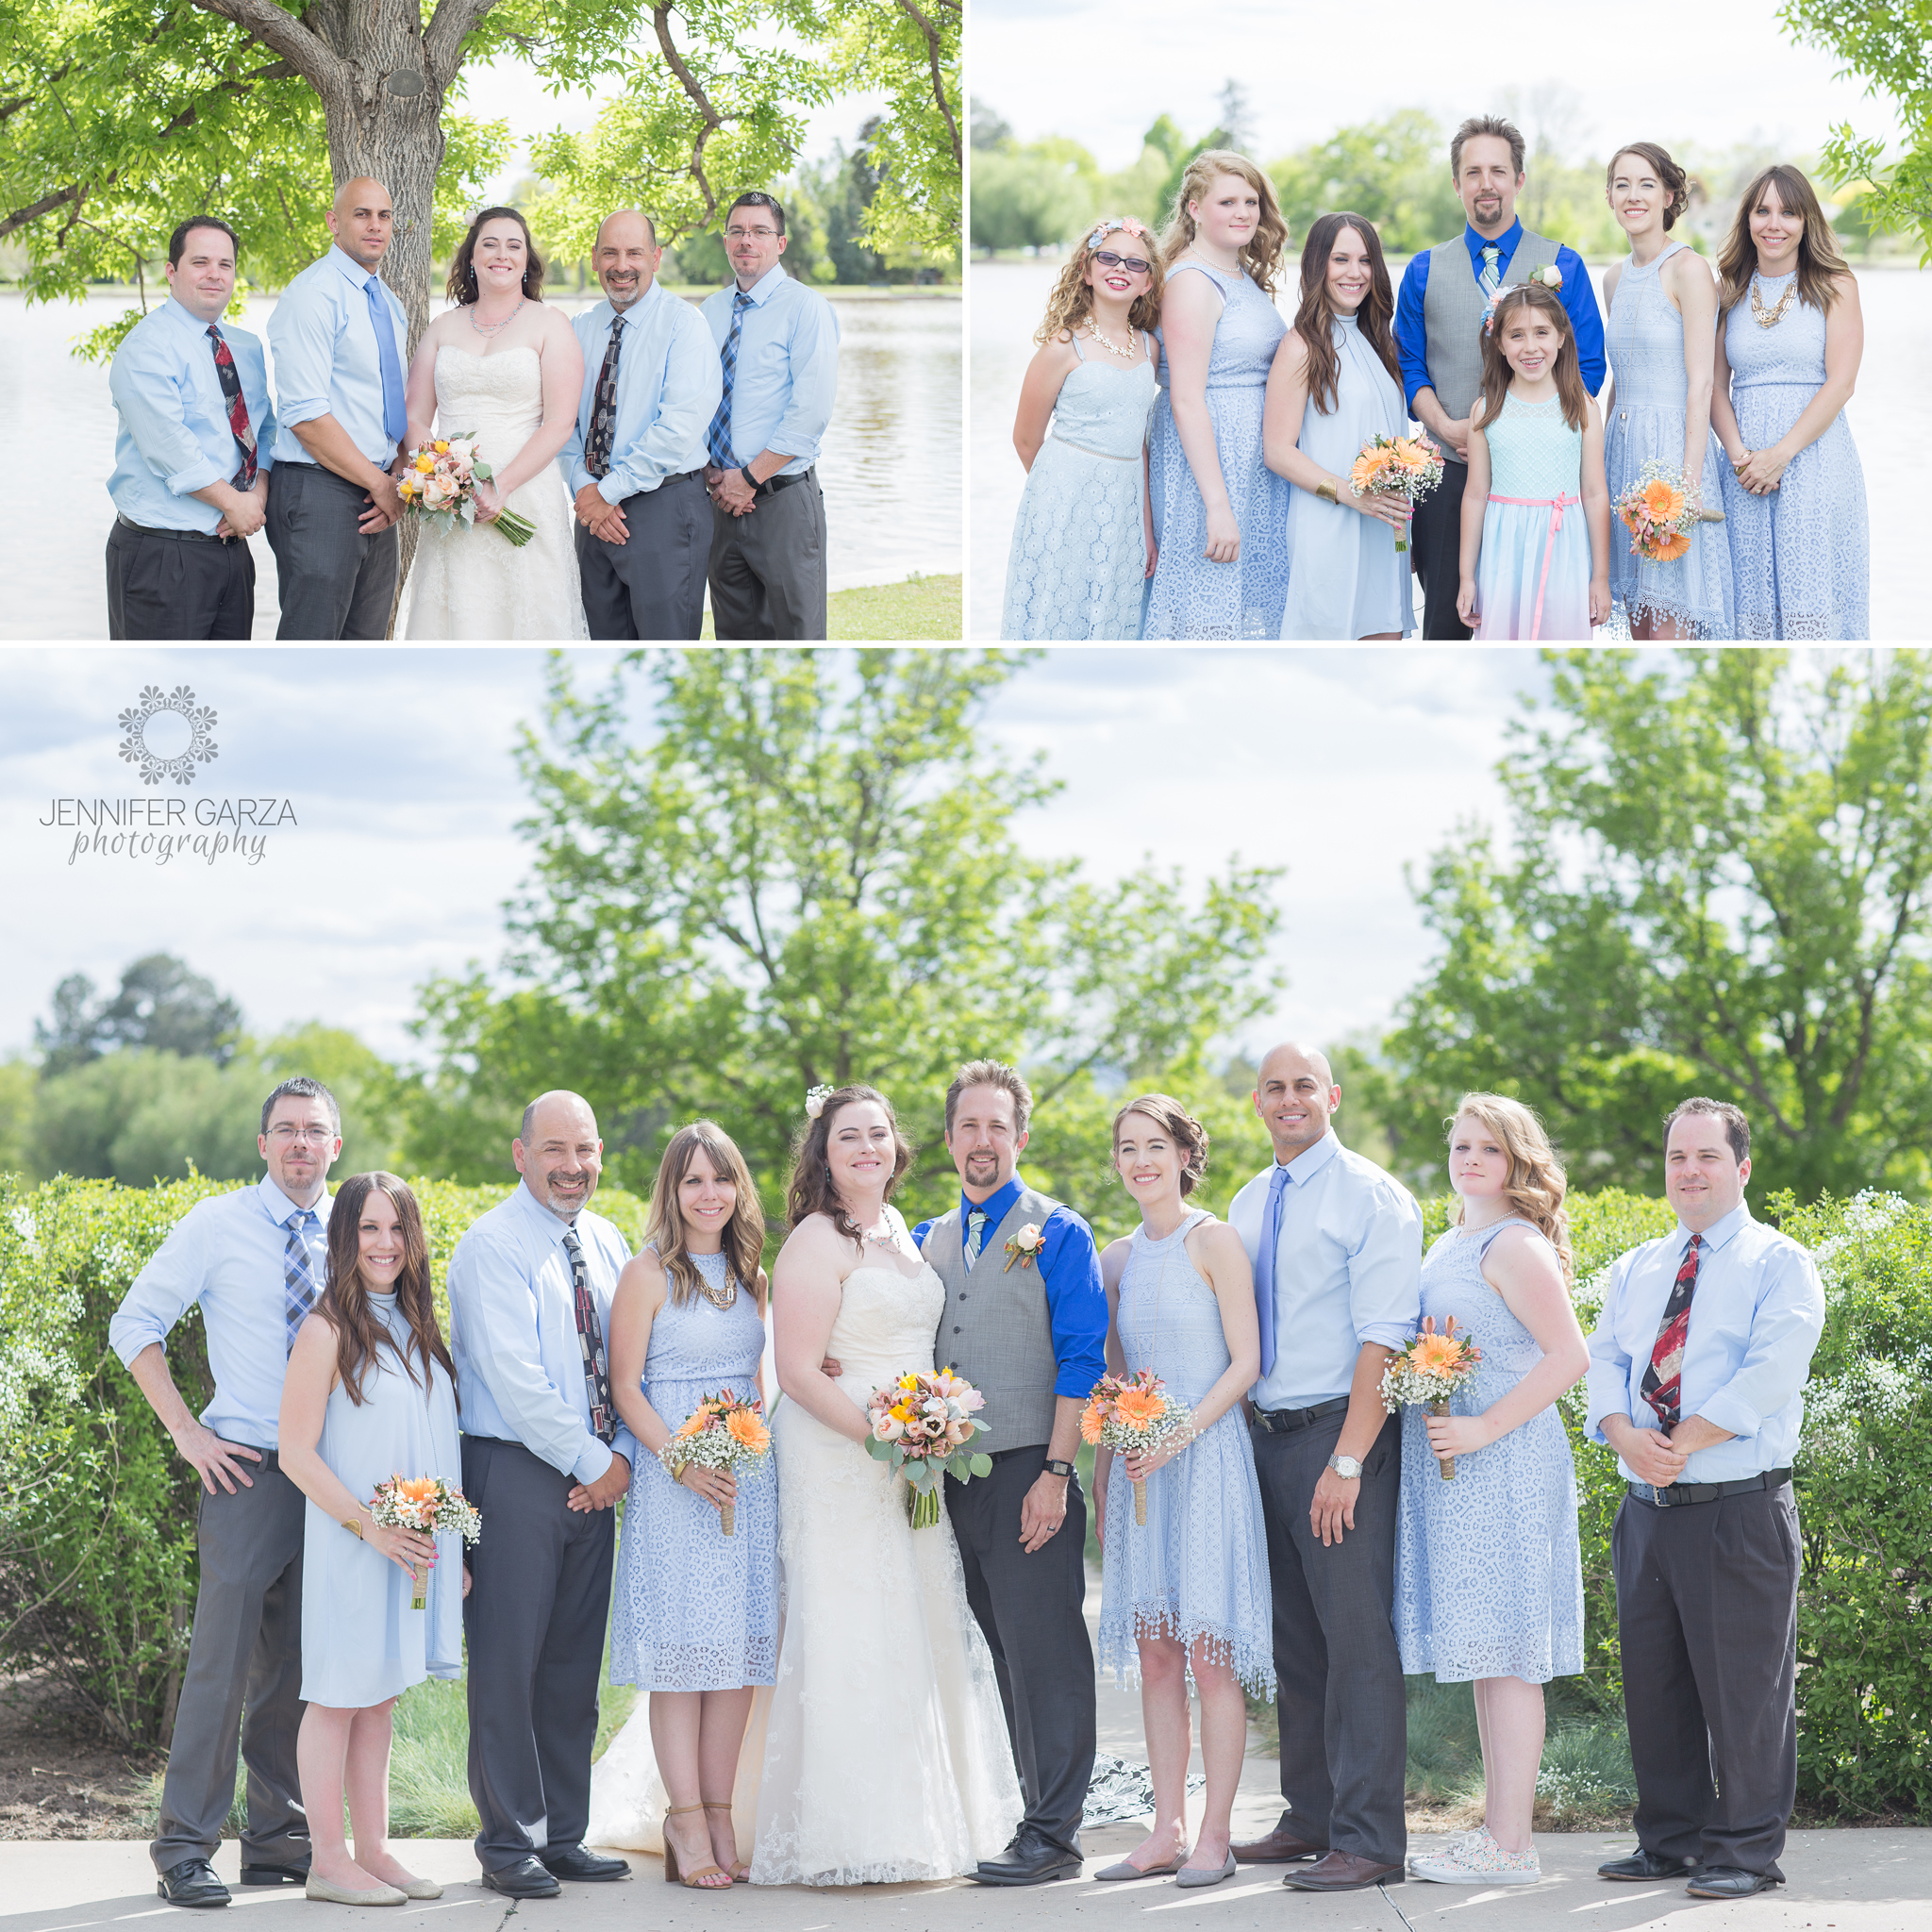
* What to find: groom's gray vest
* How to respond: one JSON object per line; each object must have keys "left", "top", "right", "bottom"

{"left": 1421, "top": 228, "right": 1563, "bottom": 441}
{"left": 925, "top": 1185, "right": 1063, "bottom": 1457}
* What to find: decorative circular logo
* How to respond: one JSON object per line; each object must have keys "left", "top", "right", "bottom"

{"left": 117, "top": 685, "right": 219, "bottom": 787}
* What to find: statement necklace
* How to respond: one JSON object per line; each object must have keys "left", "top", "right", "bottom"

{"left": 1086, "top": 318, "right": 1138, "bottom": 361}
{"left": 689, "top": 1254, "right": 738, "bottom": 1311}
{"left": 470, "top": 295, "right": 525, "bottom": 337}
{"left": 1750, "top": 273, "right": 1796, "bottom": 329}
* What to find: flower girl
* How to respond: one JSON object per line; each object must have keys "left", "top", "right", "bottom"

{"left": 1001, "top": 218, "right": 1163, "bottom": 640}
{"left": 1456, "top": 277, "right": 1610, "bottom": 640}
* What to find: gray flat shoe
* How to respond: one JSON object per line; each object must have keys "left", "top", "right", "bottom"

{"left": 1175, "top": 1851, "right": 1238, "bottom": 1889}
{"left": 1094, "top": 1853, "right": 1188, "bottom": 1881}
{"left": 303, "top": 1874, "right": 408, "bottom": 1906}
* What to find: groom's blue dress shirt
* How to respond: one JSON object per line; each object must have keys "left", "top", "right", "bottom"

{"left": 107, "top": 295, "right": 276, "bottom": 533}
{"left": 912, "top": 1176, "right": 1108, "bottom": 1398}
{"left": 1585, "top": 1201, "right": 1824, "bottom": 1485}
{"left": 560, "top": 284, "right": 723, "bottom": 503}
{"left": 446, "top": 1179, "right": 639, "bottom": 1485}
{"left": 269, "top": 244, "right": 410, "bottom": 469}
{"left": 108, "top": 1174, "right": 331, "bottom": 1452}
{"left": 699, "top": 264, "right": 841, "bottom": 475}
{"left": 1394, "top": 218, "right": 1607, "bottom": 412}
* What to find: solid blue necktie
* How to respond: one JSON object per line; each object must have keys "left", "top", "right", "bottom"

{"left": 364, "top": 273, "right": 408, "bottom": 448}
{"left": 707, "top": 290, "right": 753, "bottom": 469}
{"left": 1253, "top": 1164, "right": 1291, "bottom": 1378}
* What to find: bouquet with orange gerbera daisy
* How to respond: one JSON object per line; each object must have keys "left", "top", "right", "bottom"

{"left": 1348, "top": 431, "right": 1445, "bottom": 553}
{"left": 865, "top": 1369, "right": 993, "bottom": 1526}
{"left": 1614, "top": 459, "right": 1703, "bottom": 564}
{"left": 661, "top": 1391, "right": 772, "bottom": 1535}
{"left": 369, "top": 1474, "right": 482, "bottom": 1607}
{"left": 1379, "top": 1318, "right": 1483, "bottom": 1480}
{"left": 1080, "top": 1369, "right": 1195, "bottom": 1524}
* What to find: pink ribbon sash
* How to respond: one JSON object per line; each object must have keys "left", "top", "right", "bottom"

{"left": 1487, "top": 491, "right": 1580, "bottom": 641}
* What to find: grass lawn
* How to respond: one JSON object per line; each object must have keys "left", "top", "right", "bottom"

{"left": 699, "top": 573, "right": 962, "bottom": 641}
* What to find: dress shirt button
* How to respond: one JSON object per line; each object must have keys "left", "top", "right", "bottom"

{"left": 953, "top": 1325, "right": 962, "bottom": 1335}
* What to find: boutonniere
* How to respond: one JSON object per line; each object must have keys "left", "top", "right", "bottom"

{"left": 1003, "top": 1223, "right": 1046, "bottom": 1272}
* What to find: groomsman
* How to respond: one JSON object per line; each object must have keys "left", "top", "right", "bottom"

{"left": 1586, "top": 1099, "right": 1824, "bottom": 1901}
{"left": 702, "top": 192, "right": 841, "bottom": 640}
{"left": 106, "top": 218, "right": 275, "bottom": 639}
{"left": 108, "top": 1079, "right": 341, "bottom": 1907}
{"left": 562, "top": 209, "right": 723, "bottom": 640}
{"left": 1227, "top": 1043, "right": 1422, "bottom": 1893}
{"left": 265, "top": 176, "right": 409, "bottom": 640}
{"left": 447, "top": 1092, "right": 637, "bottom": 1896}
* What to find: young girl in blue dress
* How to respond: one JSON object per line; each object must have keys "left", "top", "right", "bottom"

{"left": 1457, "top": 280, "right": 1610, "bottom": 640}
{"left": 1393, "top": 1096, "right": 1589, "bottom": 1888}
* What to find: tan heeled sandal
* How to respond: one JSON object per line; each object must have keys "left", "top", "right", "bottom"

{"left": 663, "top": 1805, "right": 730, "bottom": 1888}
{"left": 703, "top": 1799, "right": 751, "bottom": 1881}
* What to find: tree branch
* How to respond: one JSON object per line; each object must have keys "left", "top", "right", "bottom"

{"left": 653, "top": 4, "right": 722, "bottom": 225}
{"left": 891, "top": 0, "right": 959, "bottom": 167}
{"left": 187, "top": 0, "right": 345, "bottom": 92}
{"left": 423, "top": 0, "right": 502, "bottom": 89}
{"left": 0, "top": 184, "right": 81, "bottom": 241}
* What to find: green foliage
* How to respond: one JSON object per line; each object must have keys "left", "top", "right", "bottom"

{"left": 969, "top": 141, "right": 1097, "bottom": 253}
{"left": 1267, "top": 110, "right": 1464, "bottom": 258}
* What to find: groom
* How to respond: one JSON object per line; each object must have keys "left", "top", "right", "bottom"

{"left": 912, "top": 1060, "right": 1108, "bottom": 1885}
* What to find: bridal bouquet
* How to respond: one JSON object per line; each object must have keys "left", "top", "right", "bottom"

{"left": 369, "top": 1474, "right": 482, "bottom": 1609}
{"left": 866, "top": 1370, "right": 992, "bottom": 1527}
{"left": 1614, "top": 459, "right": 1701, "bottom": 563}
{"left": 1348, "top": 432, "right": 1444, "bottom": 553}
{"left": 394, "top": 431, "right": 535, "bottom": 546}
{"left": 1080, "top": 1370, "right": 1194, "bottom": 1524}
{"left": 660, "top": 1391, "right": 771, "bottom": 1536}
{"left": 1379, "top": 1318, "right": 1484, "bottom": 1480}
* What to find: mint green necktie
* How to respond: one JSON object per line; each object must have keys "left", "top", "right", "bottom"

{"left": 964, "top": 1208, "right": 990, "bottom": 1267}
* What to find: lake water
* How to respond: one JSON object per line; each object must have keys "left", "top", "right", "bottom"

{"left": 0, "top": 288, "right": 960, "bottom": 640}
{"left": 970, "top": 259, "right": 1926, "bottom": 641}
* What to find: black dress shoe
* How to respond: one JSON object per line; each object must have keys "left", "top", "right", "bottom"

{"left": 157, "top": 1859, "right": 231, "bottom": 1908}
{"left": 974, "top": 1828, "right": 1083, "bottom": 1886}
{"left": 1686, "top": 1867, "right": 1780, "bottom": 1899}
{"left": 237, "top": 1862, "right": 310, "bottom": 1887}
{"left": 481, "top": 1857, "right": 562, "bottom": 1898}
{"left": 538, "top": 1844, "right": 632, "bottom": 1882}
{"left": 1599, "top": 1849, "right": 1696, "bottom": 1882}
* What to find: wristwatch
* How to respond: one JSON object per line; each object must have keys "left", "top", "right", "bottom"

{"left": 1327, "top": 1454, "right": 1362, "bottom": 1481}
{"left": 1043, "top": 1459, "right": 1074, "bottom": 1479}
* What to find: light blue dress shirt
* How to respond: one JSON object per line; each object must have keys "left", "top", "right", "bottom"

{"left": 560, "top": 286, "right": 723, "bottom": 504}
{"left": 268, "top": 245, "right": 409, "bottom": 468}
{"left": 1226, "top": 1132, "right": 1424, "bottom": 1410}
{"left": 1585, "top": 1201, "right": 1824, "bottom": 1484}
{"left": 699, "top": 265, "right": 841, "bottom": 475}
{"left": 108, "top": 1174, "right": 331, "bottom": 1452}
{"left": 107, "top": 295, "right": 276, "bottom": 533}
{"left": 446, "top": 1179, "right": 638, "bottom": 1485}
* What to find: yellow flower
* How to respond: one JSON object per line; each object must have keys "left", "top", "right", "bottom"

{"left": 414, "top": 453, "right": 436, "bottom": 474}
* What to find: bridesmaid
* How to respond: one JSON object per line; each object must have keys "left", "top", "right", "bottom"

{"left": 1393, "top": 1096, "right": 1588, "bottom": 1888}
{"left": 1263, "top": 211, "right": 1414, "bottom": 639}
{"left": 1142, "top": 152, "right": 1292, "bottom": 639}
{"left": 607, "top": 1122, "right": 774, "bottom": 1890}
{"left": 280, "top": 1174, "right": 461, "bottom": 1907}
{"left": 1092, "top": 1096, "right": 1270, "bottom": 1891}
{"left": 1600, "top": 142, "right": 1734, "bottom": 639}
{"left": 1002, "top": 218, "right": 1162, "bottom": 639}
{"left": 1709, "top": 164, "right": 1869, "bottom": 639}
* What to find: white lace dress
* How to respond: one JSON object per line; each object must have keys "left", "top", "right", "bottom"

{"left": 402, "top": 344, "right": 588, "bottom": 640}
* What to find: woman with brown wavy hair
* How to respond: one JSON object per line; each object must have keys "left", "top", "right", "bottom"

{"left": 1263, "top": 212, "right": 1414, "bottom": 639}
{"left": 279, "top": 1173, "right": 462, "bottom": 1906}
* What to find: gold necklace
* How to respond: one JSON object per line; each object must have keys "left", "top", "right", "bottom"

{"left": 1750, "top": 273, "right": 1796, "bottom": 329}
{"left": 688, "top": 1251, "right": 738, "bottom": 1310}
{"left": 1086, "top": 319, "right": 1138, "bottom": 361}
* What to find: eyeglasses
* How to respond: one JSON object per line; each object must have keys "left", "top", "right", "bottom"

{"left": 1091, "top": 250, "right": 1152, "bottom": 275}
{"left": 267, "top": 1124, "right": 335, "bottom": 1145}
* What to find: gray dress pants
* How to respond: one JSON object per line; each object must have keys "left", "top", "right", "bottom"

{"left": 708, "top": 470, "right": 828, "bottom": 640}
{"left": 1249, "top": 1408, "right": 1407, "bottom": 1865}
{"left": 575, "top": 471, "right": 709, "bottom": 639}
{"left": 265, "top": 460, "right": 398, "bottom": 640}
{"left": 461, "top": 1437, "right": 615, "bottom": 1873}
{"left": 150, "top": 1453, "right": 308, "bottom": 1873}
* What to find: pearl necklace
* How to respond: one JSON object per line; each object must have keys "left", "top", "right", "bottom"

{"left": 470, "top": 295, "right": 525, "bottom": 337}
{"left": 1750, "top": 273, "right": 1796, "bottom": 329}
{"left": 1086, "top": 319, "right": 1138, "bottom": 361}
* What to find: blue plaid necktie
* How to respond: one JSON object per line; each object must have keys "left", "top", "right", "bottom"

{"left": 285, "top": 1209, "right": 320, "bottom": 1353}
{"left": 707, "top": 290, "right": 753, "bottom": 470}
{"left": 1479, "top": 243, "right": 1503, "bottom": 301}
{"left": 964, "top": 1208, "right": 991, "bottom": 1267}
{"left": 364, "top": 273, "right": 408, "bottom": 449}
{"left": 1252, "top": 1164, "right": 1291, "bottom": 1378}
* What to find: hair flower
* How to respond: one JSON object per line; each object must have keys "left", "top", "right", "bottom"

{"left": 804, "top": 1084, "right": 834, "bottom": 1120}
{"left": 1086, "top": 216, "right": 1146, "bottom": 250}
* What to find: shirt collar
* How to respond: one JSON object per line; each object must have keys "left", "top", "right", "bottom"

{"left": 1675, "top": 1199, "right": 1751, "bottom": 1256}
{"left": 328, "top": 244, "right": 381, "bottom": 292}
{"left": 736, "top": 262, "right": 789, "bottom": 308}
{"left": 600, "top": 282, "right": 664, "bottom": 331}
{"left": 1465, "top": 218, "right": 1524, "bottom": 268}
{"left": 258, "top": 1174, "right": 327, "bottom": 1226}
{"left": 963, "top": 1175, "right": 1022, "bottom": 1229}
{"left": 164, "top": 293, "right": 222, "bottom": 337}
{"left": 514, "top": 1175, "right": 581, "bottom": 1241}
{"left": 1278, "top": 1129, "right": 1341, "bottom": 1186}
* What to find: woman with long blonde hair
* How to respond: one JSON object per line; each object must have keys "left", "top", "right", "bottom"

{"left": 1392, "top": 1094, "right": 1589, "bottom": 1888}
{"left": 1002, "top": 217, "right": 1164, "bottom": 638}
{"left": 1142, "top": 151, "right": 1293, "bottom": 640}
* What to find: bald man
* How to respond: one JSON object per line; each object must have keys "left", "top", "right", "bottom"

{"left": 446, "top": 1093, "right": 636, "bottom": 1895}
{"left": 1225, "top": 1043, "right": 1423, "bottom": 1893}
{"left": 265, "top": 175, "right": 410, "bottom": 638}
{"left": 558, "top": 209, "right": 721, "bottom": 639}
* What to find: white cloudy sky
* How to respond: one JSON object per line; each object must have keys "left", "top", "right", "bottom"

{"left": 2, "top": 646, "right": 1555, "bottom": 1068}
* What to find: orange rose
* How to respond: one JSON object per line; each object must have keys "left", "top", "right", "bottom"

{"left": 1114, "top": 1386, "right": 1167, "bottom": 1428}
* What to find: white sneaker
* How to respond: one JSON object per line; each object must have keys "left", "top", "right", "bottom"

{"left": 1407, "top": 1827, "right": 1541, "bottom": 1886}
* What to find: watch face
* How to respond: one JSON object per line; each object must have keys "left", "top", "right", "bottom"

{"left": 1331, "top": 1456, "right": 1361, "bottom": 1479}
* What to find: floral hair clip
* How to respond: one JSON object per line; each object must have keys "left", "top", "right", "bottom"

{"left": 1086, "top": 216, "right": 1150, "bottom": 251}
{"left": 1481, "top": 264, "right": 1565, "bottom": 335}
{"left": 805, "top": 1084, "right": 835, "bottom": 1120}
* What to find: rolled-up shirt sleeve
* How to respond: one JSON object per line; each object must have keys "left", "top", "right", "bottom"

{"left": 1347, "top": 1185, "right": 1424, "bottom": 1352}
{"left": 1395, "top": 251, "right": 1433, "bottom": 414}
{"left": 1696, "top": 1249, "right": 1825, "bottom": 1441}
{"left": 768, "top": 300, "right": 839, "bottom": 459}
{"left": 600, "top": 312, "right": 723, "bottom": 503}
{"left": 270, "top": 283, "right": 339, "bottom": 431}
{"left": 110, "top": 341, "right": 225, "bottom": 497}
{"left": 109, "top": 1210, "right": 205, "bottom": 1363}
{"left": 1584, "top": 1252, "right": 1639, "bottom": 1441}
{"left": 1041, "top": 1208, "right": 1109, "bottom": 1397}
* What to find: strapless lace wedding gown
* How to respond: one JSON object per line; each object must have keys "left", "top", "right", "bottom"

{"left": 402, "top": 345, "right": 587, "bottom": 639}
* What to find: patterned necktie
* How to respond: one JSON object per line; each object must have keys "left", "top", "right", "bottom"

{"left": 1641, "top": 1233, "right": 1701, "bottom": 1429}
{"left": 707, "top": 290, "right": 753, "bottom": 470}
{"left": 561, "top": 1228, "right": 616, "bottom": 1443}
{"left": 363, "top": 273, "right": 408, "bottom": 448}
{"left": 206, "top": 325, "right": 257, "bottom": 487}
{"left": 1479, "top": 243, "right": 1503, "bottom": 300}
{"left": 584, "top": 315, "right": 624, "bottom": 478}
{"left": 284, "top": 1209, "right": 320, "bottom": 1354}
{"left": 964, "top": 1208, "right": 990, "bottom": 1267}
{"left": 1252, "top": 1163, "right": 1291, "bottom": 1378}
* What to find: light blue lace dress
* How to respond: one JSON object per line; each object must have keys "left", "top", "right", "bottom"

{"left": 1143, "top": 261, "right": 1291, "bottom": 640}
{"left": 609, "top": 1249, "right": 777, "bottom": 1690}
{"left": 1001, "top": 331, "right": 1158, "bottom": 640}
{"left": 1474, "top": 393, "right": 1594, "bottom": 641}
{"left": 1097, "top": 1211, "right": 1274, "bottom": 1696}
{"left": 1392, "top": 1221, "right": 1584, "bottom": 1685}
{"left": 1604, "top": 242, "right": 1735, "bottom": 638}
{"left": 1279, "top": 312, "right": 1414, "bottom": 639}
{"left": 1717, "top": 271, "right": 1869, "bottom": 639}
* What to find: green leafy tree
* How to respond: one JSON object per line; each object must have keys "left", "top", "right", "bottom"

{"left": 969, "top": 136, "right": 1098, "bottom": 253}
{"left": 1267, "top": 109, "right": 1462, "bottom": 256}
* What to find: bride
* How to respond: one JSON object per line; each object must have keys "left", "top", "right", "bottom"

{"left": 396, "top": 206, "right": 587, "bottom": 639}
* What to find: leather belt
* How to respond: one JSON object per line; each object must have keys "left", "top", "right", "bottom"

{"left": 1251, "top": 1396, "right": 1350, "bottom": 1434}
{"left": 116, "top": 511, "right": 224, "bottom": 543}
{"left": 757, "top": 465, "right": 815, "bottom": 497}
{"left": 1628, "top": 1465, "right": 1792, "bottom": 1508}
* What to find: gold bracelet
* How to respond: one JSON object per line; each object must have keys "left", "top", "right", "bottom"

{"left": 1316, "top": 479, "right": 1339, "bottom": 505}
{"left": 341, "top": 1516, "right": 363, "bottom": 1541}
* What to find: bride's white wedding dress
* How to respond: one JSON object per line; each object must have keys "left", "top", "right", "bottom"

{"left": 402, "top": 345, "right": 587, "bottom": 640}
